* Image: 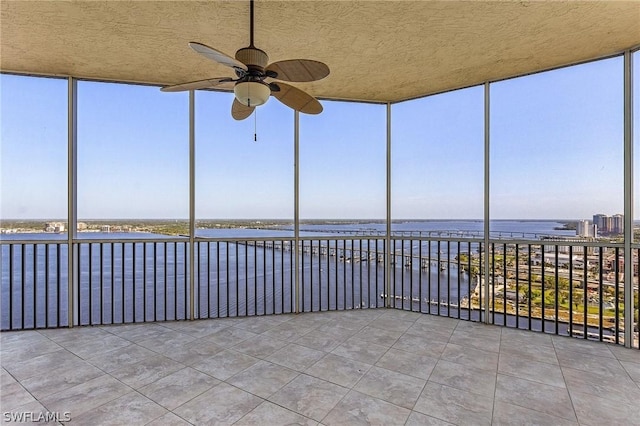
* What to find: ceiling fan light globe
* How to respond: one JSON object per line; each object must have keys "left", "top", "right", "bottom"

{"left": 234, "top": 81, "right": 270, "bottom": 107}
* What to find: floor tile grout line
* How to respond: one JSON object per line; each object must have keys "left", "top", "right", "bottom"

{"left": 4, "top": 309, "right": 639, "bottom": 425}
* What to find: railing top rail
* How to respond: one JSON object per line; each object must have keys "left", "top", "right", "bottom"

{"left": 195, "top": 235, "right": 387, "bottom": 243}
{"left": 1, "top": 234, "right": 628, "bottom": 248}
{"left": 486, "top": 238, "right": 625, "bottom": 248}
{"left": 0, "top": 236, "right": 189, "bottom": 245}
{"left": 0, "top": 238, "right": 70, "bottom": 245}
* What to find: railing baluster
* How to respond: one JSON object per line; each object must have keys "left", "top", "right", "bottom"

{"left": 262, "top": 241, "right": 266, "bottom": 316}
{"left": 504, "top": 243, "right": 508, "bottom": 326}
{"left": 33, "top": 244, "right": 37, "bottom": 328}
{"left": 541, "top": 244, "right": 546, "bottom": 333}
{"left": 614, "top": 247, "right": 620, "bottom": 345}
{"left": 253, "top": 241, "right": 257, "bottom": 315}
{"left": 569, "top": 245, "right": 574, "bottom": 339}
{"left": 456, "top": 241, "right": 460, "bottom": 319}
{"left": 110, "top": 242, "right": 114, "bottom": 324}
{"left": 359, "top": 239, "right": 363, "bottom": 310}
{"left": 224, "top": 241, "right": 231, "bottom": 318}
{"left": 143, "top": 242, "right": 147, "bottom": 322}
{"left": 527, "top": 244, "right": 532, "bottom": 330}
{"left": 301, "top": 240, "right": 306, "bottom": 312}
{"left": 427, "top": 239, "right": 432, "bottom": 315}
{"left": 122, "top": 243, "right": 126, "bottom": 323}
{"left": 100, "top": 243, "right": 104, "bottom": 325}
{"left": 351, "top": 239, "right": 355, "bottom": 310}
{"left": 448, "top": 240, "right": 452, "bottom": 318}
{"left": 599, "top": 246, "right": 604, "bottom": 342}
{"left": 515, "top": 244, "right": 519, "bottom": 327}
{"left": 583, "top": 249, "right": 588, "bottom": 340}
{"left": 244, "top": 241, "right": 249, "bottom": 316}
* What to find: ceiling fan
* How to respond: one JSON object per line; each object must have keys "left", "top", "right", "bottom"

{"left": 161, "top": 0, "right": 329, "bottom": 120}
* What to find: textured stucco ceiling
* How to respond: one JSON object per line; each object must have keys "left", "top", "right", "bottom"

{"left": 1, "top": 0, "right": 639, "bottom": 103}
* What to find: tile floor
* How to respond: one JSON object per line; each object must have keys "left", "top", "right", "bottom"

{"left": 1, "top": 308, "right": 639, "bottom": 425}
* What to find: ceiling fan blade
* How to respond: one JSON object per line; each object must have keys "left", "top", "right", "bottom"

{"left": 231, "top": 98, "right": 255, "bottom": 120}
{"left": 271, "top": 82, "right": 323, "bottom": 114}
{"left": 189, "top": 42, "right": 248, "bottom": 72}
{"left": 160, "top": 78, "right": 236, "bottom": 92}
{"left": 266, "top": 59, "right": 330, "bottom": 82}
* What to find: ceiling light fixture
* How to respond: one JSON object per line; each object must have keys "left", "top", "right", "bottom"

{"left": 233, "top": 80, "right": 271, "bottom": 107}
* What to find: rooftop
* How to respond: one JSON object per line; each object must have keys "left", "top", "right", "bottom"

{"left": 2, "top": 308, "right": 639, "bottom": 424}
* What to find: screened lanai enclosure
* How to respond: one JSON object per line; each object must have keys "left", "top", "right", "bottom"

{"left": 1, "top": 1, "right": 640, "bottom": 350}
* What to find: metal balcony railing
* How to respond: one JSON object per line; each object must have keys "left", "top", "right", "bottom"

{"left": 1, "top": 236, "right": 638, "bottom": 349}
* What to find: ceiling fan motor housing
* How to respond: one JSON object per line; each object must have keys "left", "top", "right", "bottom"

{"left": 235, "top": 47, "right": 269, "bottom": 71}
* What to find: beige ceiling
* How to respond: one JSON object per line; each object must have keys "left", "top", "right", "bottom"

{"left": 1, "top": 0, "right": 639, "bottom": 103}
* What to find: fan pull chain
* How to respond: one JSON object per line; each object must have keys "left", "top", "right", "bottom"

{"left": 254, "top": 109, "right": 258, "bottom": 142}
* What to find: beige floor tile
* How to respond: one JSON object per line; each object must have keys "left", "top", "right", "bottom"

{"left": 492, "top": 400, "right": 578, "bottom": 425}
{"left": 305, "top": 353, "right": 370, "bottom": 388}
{"left": 190, "top": 349, "right": 259, "bottom": 380}
{"left": 268, "top": 374, "right": 348, "bottom": 422}
{"left": 551, "top": 335, "right": 616, "bottom": 358}
{"left": 622, "top": 359, "right": 640, "bottom": 384}
{"left": 67, "top": 391, "right": 166, "bottom": 425}
{"left": 608, "top": 344, "right": 640, "bottom": 364}
{"left": 429, "top": 359, "right": 497, "bottom": 397}
{"left": 375, "top": 347, "right": 438, "bottom": 380}
{"left": 232, "top": 334, "right": 289, "bottom": 358}
{"left": 173, "top": 382, "right": 263, "bottom": 425}
{"left": 440, "top": 343, "right": 499, "bottom": 372}
{"left": 498, "top": 352, "right": 565, "bottom": 387}
{"left": 160, "top": 338, "right": 224, "bottom": 365}
{"left": 392, "top": 332, "right": 448, "bottom": 358}
{"left": 405, "top": 410, "right": 454, "bottom": 425}
{"left": 354, "top": 325, "right": 403, "bottom": 347}
{"left": 136, "top": 331, "right": 196, "bottom": 354}
{"left": 494, "top": 374, "right": 576, "bottom": 421}
{"left": 204, "top": 326, "right": 258, "bottom": 347}
{"left": 266, "top": 343, "right": 325, "bottom": 371}
{"left": 571, "top": 388, "right": 640, "bottom": 426}
{"left": 138, "top": 367, "right": 220, "bottom": 410}
{"left": 20, "top": 361, "right": 104, "bottom": 400}
{"left": 59, "top": 333, "right": 131, "bottom": 359}
{"left": 145, "top": 412, "right": 192, "bottom": 426}
{"left": 3, "top": 350, "right": 84, "bottom": 381}
{"left": 370, "top": 317, "right": 417, "bottom": 333}
{"left": 294, "top": 330, "right": 345, "bottom": 352}
{"left": 353, "top": 366, "right": 425, "bottom": 409}
{"left": 450, "top": 327, "right": 501, "bottom": 352}
{"left": 0, "top": 381, "right": 37, "bottom": 412}
{"left": 562, "top": 365, "right": 640, "bottom": 404}
{"left": 85, "top": 343, "right": 156, "bottom": 372}
{"left": 404, "top": 321, "right": 455, "bottom": 342}
{"left": 39, "top": 374, "right": 130, "bottom": 418}
{"left": 227, "top": 360, "right": 298, "bottom": 398}
{"left": 235, "top": 401, "right": 317, "bottom": 426}
{"left": 499, "top": 338, "right": 559, "bottom": 365}
{"left": 414, "top": 382, "right": 493, "bottom": 426}
{"left": 556, "top": 348, "right": 629, "bottom": 378}
{"left": 109, "top": 355, "right": 184, "bottom": 389}
{"left": 322, "top": 390, "right": 411, "bottom": 425}
{"left": 331, "top": 337, "right": 388, "bottom": 364}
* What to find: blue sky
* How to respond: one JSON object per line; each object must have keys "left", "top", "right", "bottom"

{"left": 1, "top": 53, "right": 638, "bottom": 221}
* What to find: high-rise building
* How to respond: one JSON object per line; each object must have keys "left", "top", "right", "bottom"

{"left": 611, "top": 214, "right": 624, "bottom": 234}
{"left": 592, "top": 214, "right": 607, "bottom": 233}
{"left": 576, "top": 220, "right": 593, "bottom": 237}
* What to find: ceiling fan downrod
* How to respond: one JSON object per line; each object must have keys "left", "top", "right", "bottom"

{"left": 249, "top": 0, "right": 255, "bottom": 48}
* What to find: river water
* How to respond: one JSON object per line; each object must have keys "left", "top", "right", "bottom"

{"left": 1, "top": 220, "right": 583, "bottom": 331}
